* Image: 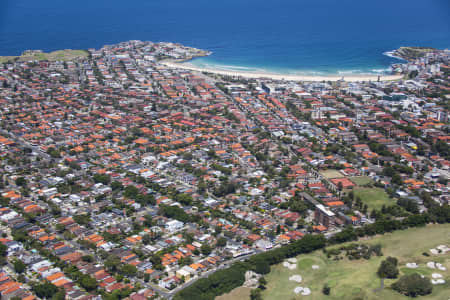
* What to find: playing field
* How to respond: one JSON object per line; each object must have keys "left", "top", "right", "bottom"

{"left": 261, "top": 224, "right": 450, "bottom": 300}
{"left": 353, "top": 187, "right": 394, "bottom": 210}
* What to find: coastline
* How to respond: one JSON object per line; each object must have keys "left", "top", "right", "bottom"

{"left": 160, "top": 60, "right": 404, "bottom": 82}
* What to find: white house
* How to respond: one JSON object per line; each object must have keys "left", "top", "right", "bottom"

{"left": 165, "top": 220, "right": 184, "bottom": 233}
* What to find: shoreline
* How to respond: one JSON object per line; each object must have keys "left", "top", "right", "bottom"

{"left": 160, "top": 60, "right": 404, "bottom": 82}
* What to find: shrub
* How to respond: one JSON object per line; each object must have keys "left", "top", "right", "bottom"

{"left": 322, "top": 284, "right": 331, "bottom": 295}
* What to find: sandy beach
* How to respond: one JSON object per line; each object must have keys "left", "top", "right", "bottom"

{"left": 161, "top": 60, "right": 404, "bottom": 82}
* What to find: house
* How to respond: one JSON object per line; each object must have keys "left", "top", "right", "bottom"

{"left": 176, "top": 268, "right": 191, "bottom": 281}
{"left": 165, "top": 220, "right": 184, "bottom": 233}
{"left": 255, "top": 239, "right": 273, "bottom": 250}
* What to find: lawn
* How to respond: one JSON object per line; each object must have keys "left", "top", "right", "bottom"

{"left": 262, "top": 224, "right": 450, "bottom": 300}
{"left": 350, "top": 176, "right": 373, "bottom": 186}
{"left": 353, "top": 187, "right": 393, "bottom": 210}
{"left": 320, "top": 170, "right": 344, "bottom": 179}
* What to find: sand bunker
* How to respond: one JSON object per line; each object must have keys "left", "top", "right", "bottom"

{"left": 426, "top": 261, "right": 447, "bottom": 270}
{"left": 293, "top": 286, "right": 311, "bottom": 295}
{"left": 431, "top": 279, "right": 446, "bottom": 285}
{"left": 436, "top": 263, "right": 447, "bottom": 271}
{"left": 406, "top": 263, "right": 418, "bottom": 269}
{"left": 289, "top": 275, "right": 302, "bottom": 283}
{"left": 287, "top": 258, "right": 297, "bottom": 263}
{"left": 432, "top": 273, "right": 443, "bottom": 279}
{"left": 312, "top": 265, "right": 320, "bottom": 270}
{"left": 437, "top": 245, "right": 450, "bottom": 253}
{"left": 301, "top": 287, "right": 311, "bottom": 295}
{"left": 283, "top": 261, "right": 296, "bottom": 270}
{"left": 430, "top": 245, "right": 450, "bottom": 255}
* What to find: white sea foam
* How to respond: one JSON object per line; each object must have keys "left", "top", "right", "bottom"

{"left": 162, "top": 60, "right": 404, "bottom": 82}
{"left": 371, "top": 67, "right": 392, "bottom": 74}
{"left": 337, "top": 69, "right": 363, "bottom": 75}
{"left": 383, "top": 50, "right": 407, "bottom": 61}
{"left": 189, "top": 56, "right": 398, "bottom": 77}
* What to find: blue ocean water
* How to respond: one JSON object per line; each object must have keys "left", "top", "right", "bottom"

{"left": 0, "top": 0, "right": 449, "bottom": 75}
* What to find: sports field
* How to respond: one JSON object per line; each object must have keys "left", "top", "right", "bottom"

{"left": 353, "top": 187, "right": 394, "bottom": 210}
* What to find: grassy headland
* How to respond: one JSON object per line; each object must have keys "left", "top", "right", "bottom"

{"left": 0, "top": 49, "right": 88, "bottom": 63}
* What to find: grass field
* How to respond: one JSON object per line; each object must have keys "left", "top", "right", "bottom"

{"left": 0, "top": 49, "right": 88, "bottom": 63}
{"left": 320, "top": 170, "right": 344, "bottom": 179}
{"left": 353, "top": 187, "right": 394, "bottom": 210}
{"left": 350, "top": 176, "right": 373, "bottom": 186}
{"left": 262, "top": 224, "right": 450, "bottom": 300}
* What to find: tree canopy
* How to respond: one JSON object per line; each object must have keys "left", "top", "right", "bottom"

{"left": 392, "top": 273, "right": 432, "bottom": 297}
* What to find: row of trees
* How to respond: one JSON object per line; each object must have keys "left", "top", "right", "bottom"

{"left": 328, "top": 206, "right": 450, "bottom": 245}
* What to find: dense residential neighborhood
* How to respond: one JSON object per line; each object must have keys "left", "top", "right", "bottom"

{"left": 0, "top": 40, "right": 449, "bottom": 299}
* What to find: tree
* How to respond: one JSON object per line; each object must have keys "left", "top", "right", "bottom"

{"left": 15, "top": 177, "right": 27, "bottom": 187}
{"left": 105, "top": 255, "right": 121, "bottom": 272}
{"left": 258, "top": 276, "right": 267, "bottom": 289}
{"left": 121, "top": 264, "right": 137, "bottom": 276}
{"left": 392, "top": 273, "right": 432, "bottom": 297}
{"left": 214, "top": 225, "right": 222, "bottom": 236}
{"left": 175, "top": 193, "right": 193, "bottom": 205}
{"left": 32, "top": 282, "right": 59, "bottom": 299}
{"left": 73, "top": 214, "right": 91, "bottom": 225}
{"left": 179, "top": 256, "right": 193, "bottom": 267}
{"left": 93, "top": 173, "right": 110, "bottom": 184}
{"left": 377, "top": 256, "right": 399, "bottom": 290}
{"left": 250, "top": 257, "right": 270, "bottom": 274}
{"left": 111, "top": 181, "right": 124, "bottom": 191}
{"left": 391, "top": 173, "right": 403, "bottom": 185}
{"left": 82, "top": 255, "right": 94, "bottom": 262}
{"left": 79, "top": 274, "right": 98, "bottom": 291}
{"left": 322, "top": 283, "right": 331, "bottom": 295}
{"left": 55, "top": 223, "right": 65, "bottom": 232}
{"left": 216, "top": 237, "right": 227, "bottom": 247}
{"left": 51, "top": 291, "right": 66, "bottom": 300}
{"left": 250, "top": 288, "right": 262, "bottom": 300}
{"left": 142, "top": 234, "right": 151, "bottom": 245}
{"left": 0, "top": 243, "right": 7, "bottom": 257}
{"left": 201, "top": 243, "right": 212, "bottom": 256}
{"left": 124, "top": 185, "right": 139, "bottom": 198}
{"left": 46, "top": 147, "right": 61, "bottom": 158}
{"left": 13, "top": 259, "right": 26, "bottom": 273}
